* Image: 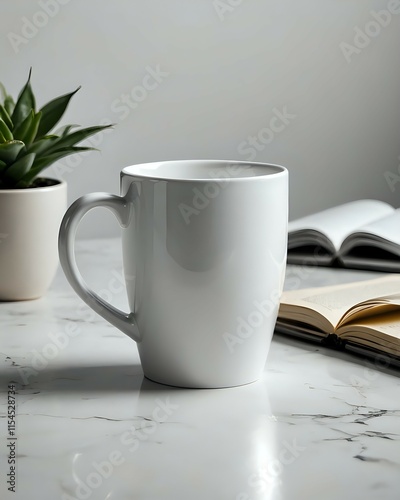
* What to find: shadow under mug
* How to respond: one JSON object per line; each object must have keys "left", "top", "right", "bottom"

{"left": 58, "top": 160, "right": 288, "bottom": 388}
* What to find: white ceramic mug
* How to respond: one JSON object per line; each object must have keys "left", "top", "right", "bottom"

{"left": 58, "top": 160, "right": 288, "bottom": 388}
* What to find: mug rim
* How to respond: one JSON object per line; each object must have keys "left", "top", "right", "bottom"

{"left": 122, "top": 159, "right": 287, "bottom": 183}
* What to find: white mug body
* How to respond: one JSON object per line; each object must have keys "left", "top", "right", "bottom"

{"left": 59, "top": 160, "right": 288, "bottom": 388}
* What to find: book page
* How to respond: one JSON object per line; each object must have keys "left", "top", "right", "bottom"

{"left": 279, "top": 275, "right": 400, "bottom": 332}
{"left": 341, "top": 208, "right": 400, "bottom": 254}
{"left": 288, "top": 200, "right": 394, "bottom": 252}
{"left": 339, "top": 311, "right": 400, "bottom": 357}
{"left": 339, "top": 293, "right": 400, "bottom": 326}
{"left": 357, "top": 208, "right": 400, "bottom": 245}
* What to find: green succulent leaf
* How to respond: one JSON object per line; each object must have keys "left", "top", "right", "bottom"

{"left": 27, "top": 135, "right": 58, "bottom": 157}
{"left": 46, "top": 124, "right": 113, "bottom": 153}
{"left": 22, "top": 111, "right": 42, "bottom": 147}
{"left": 0, "top": 140, "right": 25, "bottom": 163}
{"left": 53, "top": 124, "right": 80, "bottom": 137}
{"left": 4, "top": 96, "right": 15, "bottom": 116}
{"left": 11, "top": 68, "right": 36, "bottom": 129}
{"left": 0, "top": 70, "right": 114, "bottom": 188}
{"left": 13, "top": 109, "right": 39, "bottom": 145}
{"left": 0, "top": 105, "right": 13, "bottom": 130}
{"left": 36, "top": 87, "right": 80, "bottom": 138}
{"left": 4, "top": 152, "right": 35, "bottom": 184}
{"left": 1, "top": 83, "right": 16, "bottom": 116}
{"left": 0, "top": 118, "right": 13, "bottom": 141}
{"left": 13, "top": 109, "right": 33, "bottom": 141}
{"left": 0, "top": 82, "right": 7, "bottom": 101}
{"left": 32, "top": 145, "right": 97, "bottom": 171}
{"left": 15, "top": 146, "right": 95, "bottom": 187}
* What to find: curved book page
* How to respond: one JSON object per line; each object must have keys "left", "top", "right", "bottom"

{"left": 288, "top": 200, "right": 394, "bottom": 255}
{"left": 340, "top": 209, "right": 400, "bottom": 271}
{"left": 278, "top": 275, "right": 400, "bottom": 336}
{"left": 338, "top": 311, "right": 400, "bottom": 358}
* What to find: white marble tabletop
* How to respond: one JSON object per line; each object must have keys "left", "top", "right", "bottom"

{"left": 1, "top": 239, "right": 400, "bottom": 500}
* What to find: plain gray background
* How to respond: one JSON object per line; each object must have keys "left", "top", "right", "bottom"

{"left": 1, "top": 0, "right": 399, "bottom": 238}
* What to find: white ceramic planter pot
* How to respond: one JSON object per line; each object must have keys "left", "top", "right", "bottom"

{"left": 0, "top": 180, "right": 67, "bottom": 301}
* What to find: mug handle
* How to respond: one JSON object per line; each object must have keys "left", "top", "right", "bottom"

{"left": 58, "top": 193, "right": 140, "bottom": 342}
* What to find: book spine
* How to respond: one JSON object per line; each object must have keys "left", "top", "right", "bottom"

{"left": 322, "top": 333, "right": 346, "bottom": 350}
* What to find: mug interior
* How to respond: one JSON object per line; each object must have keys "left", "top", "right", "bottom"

{"left": 122, "top": 160, "right": 286, "bottom": 182}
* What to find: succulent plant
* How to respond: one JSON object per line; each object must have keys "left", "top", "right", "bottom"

{"left": 0, "top": 69, "right": 112, "bottom": 189}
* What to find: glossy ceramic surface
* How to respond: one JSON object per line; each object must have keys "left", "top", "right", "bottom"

{"left": 59, "top": 160, "right": 288, "bottom": 387}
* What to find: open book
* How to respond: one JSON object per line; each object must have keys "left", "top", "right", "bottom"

{"left": 288, "top": 199, "right": 400, "bottom": 271}
{"left": 276, "top": 275, "right": 400, "bottom": 366}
